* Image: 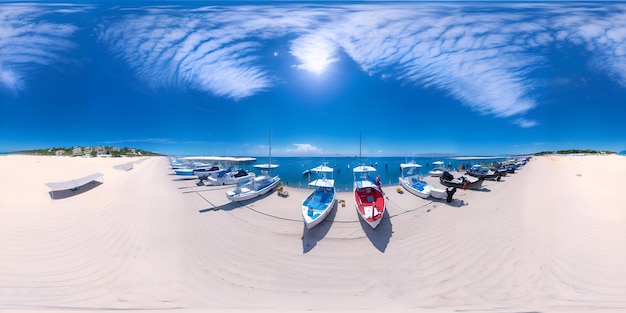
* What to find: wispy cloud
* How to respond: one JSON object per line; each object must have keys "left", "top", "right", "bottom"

{"left": 285, "top": 143, "right": 322, "bottom": 155}
{"left": 97, "top": 3, "right": 626, "bottom": 126}
{"left": 0, "top": 4, "right": 82, "bottom": 91}
{"left": 102, "top": 138, "right": 207, "bottom": 145}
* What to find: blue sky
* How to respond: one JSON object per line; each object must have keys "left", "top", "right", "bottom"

{"left": 1, "top": 1, "right": 625, "bottom": 156}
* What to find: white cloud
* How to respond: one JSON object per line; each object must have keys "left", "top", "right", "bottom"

{"left": 97, "top": 3, "right": 626, "bottom": 126}
{"left": 0, "top": 4, "right": 80, "bottom": 91}
{"left": 290, "top": 34, "right": 339, "bottom": 74}
{"left": 285, "top": 143, "right": 322, "bottom": 155}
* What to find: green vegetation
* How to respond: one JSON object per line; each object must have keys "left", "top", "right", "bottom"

{"left": 10, "top": 146, "right": 163, "bottom": 157}
{"left": 535, "top": 149, "right": 615, "bottom": 156}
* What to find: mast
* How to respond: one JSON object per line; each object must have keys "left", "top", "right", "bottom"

{"left": 268, "top": 128, "right": 272, "bottom": 174}
{"left": 359, "top": 130, "right": 362, "bottom": 165}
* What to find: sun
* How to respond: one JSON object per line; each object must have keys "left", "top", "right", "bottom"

{"left": 291, "top": 35, "right": 339, "bottom": 75}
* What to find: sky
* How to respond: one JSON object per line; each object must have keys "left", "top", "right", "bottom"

{"left": 1, "top": 1, "right": 626, "bottom": 157}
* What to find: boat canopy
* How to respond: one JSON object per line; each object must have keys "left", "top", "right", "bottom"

{"left": 309, "top": 179, "right": 335, "bottom": 188}
{"left": 253, "top": 163, "right": 279, "bottom": 169}
{"left": 181, "top": 156, "right": 256, "bottom": 162}
{"left": 400, "top": 163, "right": 422, "bottom": 169}
{"left": 353, "top": 165, "right": 377, "bottom": 173}
{"left": 355, "top": 179, "right": 377, "bottom": 189}
{"left": 46, "top": 172, "right": 103, "bottom": 192}
{"left": 311, "top": 165, "right": 333, "bottom": 173}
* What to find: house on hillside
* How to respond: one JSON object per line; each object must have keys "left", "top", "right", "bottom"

{"left": 55, "top": 150, "right": 64, "bottom": 156}
{"left": 95, "top": 146, "right": 107, "bottom": 156}
{"left": 72, "top": 147, "right": 83, "bottom": 157}
{"left": 83, "top": 146, "right": 92, "bottom": 156}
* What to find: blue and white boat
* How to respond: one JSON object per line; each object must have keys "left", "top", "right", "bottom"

{"left": 399, "top": 162, "right": 432, "bottom": 199}
{"left": 193, "top": 164, "right": 225, "bottom": 180}
{"left": 428, "top": 161, "right": 446, "bottom": 177}
{"left": 302, "top": 165, "right": 336, "bottom": 229}
{"left": 207, "top": 167, "right": 255, "bottom": 185}
{"left": 173, "top": 162, "right": 206, "bottom": 176}
{"left": 226, "top": 170, "right": 281, "bottom": 201}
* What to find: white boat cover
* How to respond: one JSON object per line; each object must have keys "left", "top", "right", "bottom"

{"left": 353, "top": 165, "right": 376, "bottom": 173}
{"left": 311, "top": 165, "right": 333, "bottom": 173}
{"left": 309, "top": 179, "right": 335, "bottom": 188}
{"left": 400, "top": 163, "right": 422, "bottom": 169}
{"left": 181, "top": 156, "right": 256, "bottom": 162}
{"left": 355, "top": 179, "right": 377, "bottom": 189}
{"left": 45, "top": 173, "right": 103, "bottom": 192}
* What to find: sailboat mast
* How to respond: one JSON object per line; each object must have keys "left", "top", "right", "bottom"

{"left": 359, "top": 130, "right": 362, "bottom": 165}
{"left": 268, "top": 128, "right": 272, "bottom": 173}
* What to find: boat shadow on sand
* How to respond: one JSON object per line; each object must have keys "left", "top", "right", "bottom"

{"left": 48, "top": 181, "right": 103, "bottom": 200}
{"left": 198, "top": 187, "right": 278, "bottom": 212}
{"left": 359, "top": 210, "right": 393, "bottom": 253}
{"left": 302, "top": 201, "right": 338, "bottom": 254}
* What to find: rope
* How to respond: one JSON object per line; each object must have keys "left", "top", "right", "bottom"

{"left": 190, "top": 180, "right": 434, "bottom": 223}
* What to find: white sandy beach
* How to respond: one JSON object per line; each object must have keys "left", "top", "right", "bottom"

{"left": 1, "top": 154, "right": 626, "bottom": 313}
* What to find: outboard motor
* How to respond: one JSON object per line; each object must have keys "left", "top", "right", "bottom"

{"left": 446, "top": 187, "right": 457, "bottom": 203}
{"left": 442, "top": 171, "right": 454, "bottom": 181}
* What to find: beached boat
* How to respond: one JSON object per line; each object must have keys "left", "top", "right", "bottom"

{"left": 226, "top": 170, "right": 281, "bottom": 201}
{"left": 173, "top": 162, "right": 206, "bottom": 176}
{"left": 399, "top": 162, "right": 431, "bottom": 199}
{"left": 428, "top": 161, "right": 446, "bottom": 177}
{"left": 353, "top": 165, "right": 386, "bottom": 229}
{"left": 253, "top": 163, "right": 279, "bottom": 169}
{"left": 207, "top": 168, "right": 255, "bottom": 185}
{"left": 466, "top": 164, "right": 502, "bottom": 181}
{"left": 399, "top": 162, "right": 455, "bottom": 201}
{"left": 193, "top": 165, "right": 225, "bottom": 180}
{"left": 439, "top": 171, "right": 484, "bottom": 190}
{"left": 302, "top": 165, "right": 336, "bottom": 229}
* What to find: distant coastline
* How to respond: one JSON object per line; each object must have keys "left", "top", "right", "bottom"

{"left": 7, "top": 146, "right": 163, "bottom": 157}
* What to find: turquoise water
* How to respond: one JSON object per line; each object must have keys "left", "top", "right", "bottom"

{"left": 246, "top": 156, "right": 507, "bottom": 191}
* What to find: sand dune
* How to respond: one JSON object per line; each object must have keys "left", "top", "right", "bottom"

{"left": 1, "top": 154, "right": 625, "bottom": 312}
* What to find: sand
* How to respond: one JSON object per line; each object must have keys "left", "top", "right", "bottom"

{"left": 1, "top": 154, "right": 626, "bottom": 312}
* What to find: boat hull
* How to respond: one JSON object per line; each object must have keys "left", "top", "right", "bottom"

{"left": 353, "top": 186, "right": 385, "bottom": 229}
{"left": 302, "top": 190, "right": 336, "bottom": 229}
{"left": 439, "top": 172, "right": 484, "bottom": 190}
{"left": 226, "top": 176, "right": 281, "bottom": 202}
{"left": 399, "top": 177, "right": 431, "bottom": 199}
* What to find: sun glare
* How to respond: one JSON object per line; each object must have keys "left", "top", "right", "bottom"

{"left": 291, "top": 36, "right": 338, "bottom": 75}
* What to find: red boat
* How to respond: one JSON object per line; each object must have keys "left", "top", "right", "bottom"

{"left": 353, "top": 165, "right": 386, "bottom": 229}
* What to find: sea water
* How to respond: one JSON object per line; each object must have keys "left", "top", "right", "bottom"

{"left": 245, "top": 156, "right": 507, "bottom": 191}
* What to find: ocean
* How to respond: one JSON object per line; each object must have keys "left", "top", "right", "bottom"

{"left": 245, "top": 156, "right": 507, "bottom": 191}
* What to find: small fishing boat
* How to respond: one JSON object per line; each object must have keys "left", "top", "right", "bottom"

{"left": 193, "top": 165, "right": 225, "bottom": 180}
{"left": 302, "top": 165, "right": 336, "bottom": 229}
{"left": 226, "top": 171, "right": 281, "bottom": 201}
{"left": 399, "top": 162, "right": 431, "bottom": 199}
{"left": 439, "top": 171, "right": 484, "bottom": 190}
{"left": 353, "top": 165, "right": 385, "bottom": 229}
{"left": 428, "top": 161, "right": 446, "bottom": 177}
{"left": 466, "top": 164, "right": 502, "bottom": 181}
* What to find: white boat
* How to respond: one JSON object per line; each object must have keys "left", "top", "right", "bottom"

{"left": 428, "top": 161, "right": 446, "bottom": 177}
{"left": 399, "top": 162, "right": 431, "bottom": 199}
{"left": 429, "top": 186, "right": 448, "bottom": 200}
{"left": 193, "top": 164, "right": 225, "bottom": 180}
{"left": 253, "top": 163, "right": 279, "bottom": 169}
{"left": 207, "top": 167, "right": 255, "bottom": 185}
{"left": 226, "top": 171, "right": 281, "bottom": 201}
{"left": 302, "top": 165, "right": 336, "bottom": 229}
{"left": 399, "top": 162, "right": 448, "bottom": 200}
{"left": 173, "top": 162, "right": 206, "bottom": 176}
{"left": 353, "top": 165, "right": 386, "bottom": 229}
